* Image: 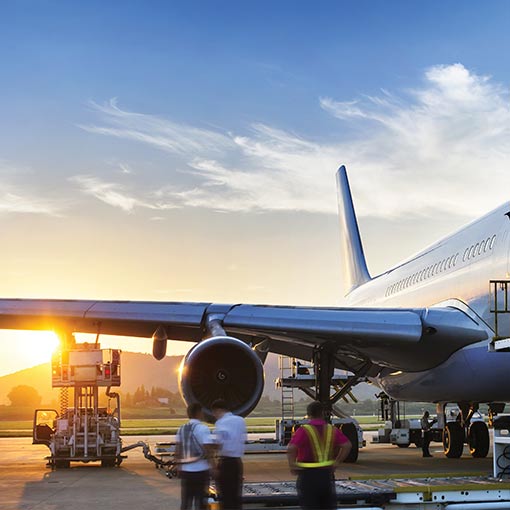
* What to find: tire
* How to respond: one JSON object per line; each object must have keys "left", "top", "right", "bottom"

{"left": 101, "top": 458, "right": 116, "bottom": 468}
{"left": 340, "top": 422, "right": 359, "bottom": 463}
{"left": 55, "top": 459, "right": 70, "bottom": 469}
{"left": 468, "top": 421, "right": 489, "bottom": 458}
{"left": 443, "top": 422, "right": 464, "bottom": 458}
{"left": 397, "top": 443, "right": 410, "bottom": 448}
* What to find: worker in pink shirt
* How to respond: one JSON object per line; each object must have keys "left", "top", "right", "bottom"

{"left": 287, "top": 401, "right": 352, "bottom": 510}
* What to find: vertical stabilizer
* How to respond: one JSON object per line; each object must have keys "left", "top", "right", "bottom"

{"left": 336, "top": 165, "right": 371, "bottom": 295}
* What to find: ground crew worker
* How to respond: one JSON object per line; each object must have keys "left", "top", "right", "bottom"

{"left": 211, "top": 399, "right": 247, "bottom": 510}
{"left": 175, "top": 403, "right": 215, "bottom": 510}
{"left": 421, "top": 410, "right": 437, "bottom": 458}
{"left": 287, "top": 401, "right": 352, "bottom": 510}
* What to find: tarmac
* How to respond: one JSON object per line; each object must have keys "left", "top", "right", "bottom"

{"left": 0, "top": 433, "right": 494, "bottom": 510}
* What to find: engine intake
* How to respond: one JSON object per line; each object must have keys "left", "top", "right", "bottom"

{"left": 178, "top": 336, "right": 264, "bottom": 420}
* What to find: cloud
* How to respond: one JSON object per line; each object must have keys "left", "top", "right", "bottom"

{"left": 0, "top": 161, "right": 61, "bottom": 215}
{"left": 71, "top": 175, "right": 155, "bottom": 212}
{"left": 81, "top": 98, "right": 235, "bottom": 156}
{"left": 80, "top": 65, "right": 510, "bottom": 219}
{"left": 0, "top": 191, "right": 60, "bottom": 215}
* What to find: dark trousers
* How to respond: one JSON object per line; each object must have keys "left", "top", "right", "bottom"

{"left": 180, "top": 470, "right": 209, "bottom": 510}
{"left": 217, "top": 457, "right": 243, "bottom": 510}
{"left": 422, "top": 430, "right": 432, "bottom": 456}
{"left": 296, "top": 468, "right": 336, "bottom": 510}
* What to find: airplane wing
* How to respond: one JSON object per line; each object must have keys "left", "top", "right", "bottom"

{"left": 0, "top": 298, "right": 488, "bottom": 372}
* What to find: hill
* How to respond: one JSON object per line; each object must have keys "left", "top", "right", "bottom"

{"left": 0, "top": 351, "right": 377, "bottom": 406}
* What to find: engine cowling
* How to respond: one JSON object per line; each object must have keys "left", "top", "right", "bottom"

{"left": 178, "top": 336, "right": 264, "bottom": 420}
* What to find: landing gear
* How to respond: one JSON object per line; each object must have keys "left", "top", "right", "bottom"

{"left": 468, "top": 421, "right": 489, "bottom": 458}
{"left": 443, "top": 422, "right": 464, "bottom": 458}
{"left": 440, "top": 402, "right": 490, "bottom": 459}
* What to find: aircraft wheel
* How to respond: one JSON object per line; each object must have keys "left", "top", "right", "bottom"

{"left": 55, "top": 459, "right": 70, "bottom": 469}
{"left": 397, "top": 443, "right": 410, "bottom": 448}
{"left": 443, "top": 422, "right": 464, "bottom": 458}
{"left": 340, "top": 422, "right": 359, "bottom": 463}
{"left": 468, "top": 421, "right": 489, "bottom": 458}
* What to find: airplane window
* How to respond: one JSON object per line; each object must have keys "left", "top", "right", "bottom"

{"left": 489, "top": 235, "right": 496, "bottom": 249}
{"left": 432, "top": 263, "right": 437, "bottom": 275}
{"left": 419, "top": 269, "right": 424, "bottom": 281}
{"left": 463, "top": 248, "right": 469, "bottom": 261}
{"left": 446, "top": 256, "right": 451, "bottom": 269}
{"left": 473, "top": 243, "right": 479, "bottom": 257}
{"left": 453, "top": 253, "right": 459, "bottom": 266}
{"left": 478, "top": 241, "right": 485, "bottom": 255}
{"left": 481, "top": 239, "right": 487, "bottom": 253}
{"left": 426, "top": 266, "right": 431, "bottom": 278}
{"left": 468, "top": 245, "right": 475, "bottom": 259}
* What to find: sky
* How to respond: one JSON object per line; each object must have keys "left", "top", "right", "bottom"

{"left": 1, "top": 1, "right": 510, "bottom": 376}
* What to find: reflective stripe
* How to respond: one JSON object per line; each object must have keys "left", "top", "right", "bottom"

{"left": 295, "top": 424, "right": 335, "bottom": 468}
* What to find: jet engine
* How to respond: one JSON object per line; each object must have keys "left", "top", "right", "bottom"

{"left": 178, "top": 336, "right": 264, "bottom": 419}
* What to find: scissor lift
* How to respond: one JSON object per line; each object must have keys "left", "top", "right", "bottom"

{"left": 33, "top": 342, "right": 124, "bottom": 468}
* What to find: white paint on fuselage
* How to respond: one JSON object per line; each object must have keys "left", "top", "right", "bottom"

{"left": 343, "top": 202, "right": 510, "bottom": 403}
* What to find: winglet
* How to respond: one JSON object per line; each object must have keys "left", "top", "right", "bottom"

{"left": 336, "top": 166, "right": 371, "bottom": 295}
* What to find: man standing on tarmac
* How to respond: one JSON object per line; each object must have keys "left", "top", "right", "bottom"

{"left": 421, "top": 410, "right": 437, "bottom": 458}
{"left": 211, "top": 399, "right": 247, "bottom": 510}
{"left": 287, "top": 401, "right": 352, "bottom": 510}
{"left": 175, "top": 403, "right": 215, "bottom": 510}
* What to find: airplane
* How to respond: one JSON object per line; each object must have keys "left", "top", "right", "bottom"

{"left": 0, "top": 165, "right": 509, "bottom": 461}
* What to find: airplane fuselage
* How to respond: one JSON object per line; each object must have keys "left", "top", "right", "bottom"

{"left": 343, "top": 203, "right": 510, "bottom": 403}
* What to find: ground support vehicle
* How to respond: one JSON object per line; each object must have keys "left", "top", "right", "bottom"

{"left": 373, "top": 395, "right": 489, "bottom": 458}
{"left": 275, "top": 356, "right": 364, "bottom": 462}
{"left": 33, "top": 342, "right": 124, "bottom": 468}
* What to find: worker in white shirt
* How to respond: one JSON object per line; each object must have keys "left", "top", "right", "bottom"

{"left": 175, "top": 403, "right": 215, "bottom": 510}
{"left": 211, "top": 399, "right": 247, "bottom": 510}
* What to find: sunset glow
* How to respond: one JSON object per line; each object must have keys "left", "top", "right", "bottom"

{"left": 0, "top": 331, "right": 60, "bottom": 376}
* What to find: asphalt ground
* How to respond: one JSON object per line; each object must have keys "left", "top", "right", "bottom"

{"left": 0, "top": 434, "right": 493, "bottom": 510}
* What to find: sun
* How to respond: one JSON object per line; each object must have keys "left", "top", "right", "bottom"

{"left": 23, "top": 331, "right": 61, "bottom": 361}
{"left": 0, "top": 330, "right": 61, "bottom": 376}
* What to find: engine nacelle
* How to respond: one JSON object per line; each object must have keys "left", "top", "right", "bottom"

{"left": 178, "top": 336, "right": 264, "bottom": 420}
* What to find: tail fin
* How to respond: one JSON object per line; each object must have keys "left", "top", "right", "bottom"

{"left": 336, "top": 165, "right": 371, "bottom": 295}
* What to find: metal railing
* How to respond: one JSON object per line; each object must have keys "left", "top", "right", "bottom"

{"left": 489, "top": 279, "right": 510, "bottom": 351}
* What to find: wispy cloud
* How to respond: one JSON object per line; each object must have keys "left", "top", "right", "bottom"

{"left": 0, "top": 191, "right": 60, "bottom": 215}
{"left": 71, "top": 175, "right": 154, "bottom": 212}
{"left": 81, "top": 98, "right": 235, "bottom": 156}
{"left": 0, "top": 161, "right": 61, "bottom": 215}
{"left": 79, "top": 64, "right": 510, "bottom": 219}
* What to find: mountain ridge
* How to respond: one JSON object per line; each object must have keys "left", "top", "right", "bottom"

{"left": 0, "top": 352, "right": 377, "bottom": 406}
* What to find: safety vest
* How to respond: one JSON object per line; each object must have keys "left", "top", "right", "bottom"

{"left": 296, "top": 423, "right": 335, "bottom": 468}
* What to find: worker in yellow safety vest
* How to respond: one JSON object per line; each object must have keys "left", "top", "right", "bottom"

{"left": 287, "top": 401, "right": 352, "bottom": 510}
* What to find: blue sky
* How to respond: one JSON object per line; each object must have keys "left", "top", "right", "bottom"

{"left": 1, "top": 1, "right": 510, "bottom": 374}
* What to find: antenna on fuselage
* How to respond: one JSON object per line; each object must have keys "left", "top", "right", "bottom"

{"left": 336, "top": 165, "right": 371, "bottom": 295}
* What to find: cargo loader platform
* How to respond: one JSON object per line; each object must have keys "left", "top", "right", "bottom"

{"left": 237, "top": 476, "right": 510, "bottom": 508}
